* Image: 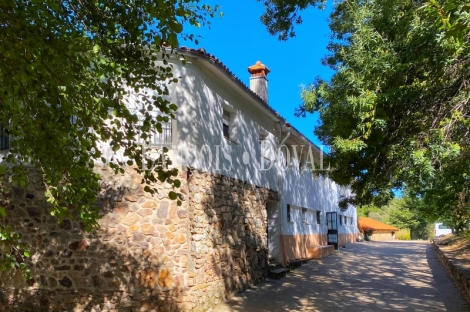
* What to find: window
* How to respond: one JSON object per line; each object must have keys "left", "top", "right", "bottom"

{"left": 223, "top": 110, "right": 230, "bottom": 138}
{"left": 439, "top": 223, "right": 451, "bottom": 230}
{"left": 339, "top": 215, "right": 343, "bottom": 226}
{"left": 222, "top": 108, "right": 239, "bottom": 143}
{"left": 137, "top": 118, "right": 173, "bottom": 147}
{"left": 287, "top": 204, "right": 291, "bottom": 222}
{"left": 259, "top": 127, "right": 274, "bottom": 163}
{"left": 153, "top": 122, "right": 172, "bottom": 146}
{"left": 344, "top": 216, "right": 348, "bottom": 226}
{"left": 302, "top": 207, "right": 308, "bottom": 224}
{"left": 316, "top": 211, "right": 321, "bottom": 224}
{"left": 351, "top": 217, "right": 354, "bottom": 226}
{"left": 0, "top": 123, "right": 9, "bottom": 150}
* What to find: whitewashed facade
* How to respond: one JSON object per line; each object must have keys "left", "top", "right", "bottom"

{"left": 162, "top": 48, "right": 359, "bottom": 263}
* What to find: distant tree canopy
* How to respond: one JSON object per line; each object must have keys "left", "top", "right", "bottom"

{"left": 260, "top": 0, "right": 470, "bottom": 224}
{"left": 0, "top": 0, "right": 218, "bottom": 275}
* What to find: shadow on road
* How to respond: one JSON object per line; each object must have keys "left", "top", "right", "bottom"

{"left": 215, "top": 241, "right": 468, "bottom": 312}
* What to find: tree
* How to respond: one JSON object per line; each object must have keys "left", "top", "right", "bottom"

{"left": 261, "top": 0, "right": 470, "bottom": 216}
{"left": 0, "top": 0, "right": 218, "bottom": 276}
{"left": 258, "top": 0, "right": 325, "bottom": 40}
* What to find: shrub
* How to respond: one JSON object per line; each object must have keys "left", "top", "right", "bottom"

{"left": 396, "top": 229, "right": 411, "bottom": 240}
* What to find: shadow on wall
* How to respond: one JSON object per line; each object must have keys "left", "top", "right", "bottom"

{"left": 173, "top": 60, "right": 277, "bottom": 191}
{"left": 184, "top": 169, "right": 275, "bottom": 311}
{"left": 0, "top": 166, "right": 275, "bottom": 311}
{"left": 0, "top": 165, "right": 188, "bottom": 311}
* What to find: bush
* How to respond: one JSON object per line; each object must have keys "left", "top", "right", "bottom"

{"left": 396, "top": 229, "right": 411, "bottom": 240}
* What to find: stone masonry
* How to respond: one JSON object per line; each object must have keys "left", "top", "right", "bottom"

{"left": 0, "top": 165, "right": 277, "bottom": 311}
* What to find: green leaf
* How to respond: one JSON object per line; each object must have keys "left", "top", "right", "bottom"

{"left": 168, "top": 191, "right": 178, "bottom": 200}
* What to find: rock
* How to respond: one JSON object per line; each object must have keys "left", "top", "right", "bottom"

{"left": 68, "top": 240, "right": 89, "bottom": 251}
{"left": 92, "top": 275, "right": 104, "bottom": 287}
{"left": 26, "top": 207, "right": 41, "bottom": 217}
{"left": 142, "top": 201, "right": 157, "bottom": 208}
{"left": 59, "top": 276, "right": 72, "bottom": 288}
{"left": 124, "top": 195, "right": 139, "bottom": 202}
{"left": 61, "top": 250, "right": 73, "bottom": 258}
{"left": 58, "top": 219, "right": 72, "bottom": 230}
{"left": 137, "top": 208, "right": 152, "bottom": 216}
{"left": 122, "top": 213, "right": 140, "bottom": 226}
{"left": 177, "top": 210, "right": 188, "bottom": 219}
{"left": 158, "top": 269, "right": 173, "bottom": 288}
{"left": 175, "top": 235, "right": 186, "bottom": 244}
{"left": 141, "top": 223, "right": 154, "bottom": 235}
{"left": 157, "top": 203, "right": 169, "bottom": 219}
{"left": 48, "top": 277, "right": 58, "bottom": 287}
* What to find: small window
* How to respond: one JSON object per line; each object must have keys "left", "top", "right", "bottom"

{"left": 223, "top": 110, "right": 230, "bottom": 138}
{"left": 302, "top": 208, "right": 308, "bottom": 224}
{"left": 316, "top": 211, "right": 321, "bottom": 225}
{"left": 287, "top": 204, "right": 291, "bottom": 222}
{"left": 0, "top": 123, "right": 9, "bottom": 150}
{"left": 351, "top": 217, "right": 354, "bottom": 225}
{"left": 344, "top": 216, "right": 348, "bottom": 226}
{"left": 339, "top": 215, "right": 343, "bottom": 226}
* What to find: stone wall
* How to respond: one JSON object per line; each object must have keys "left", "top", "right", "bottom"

{"left": 0, "top": 164, "right": 192, "bottom": 311}
{"left": 368, "top": 231, "right": 396, "bottom": 241}
{"left": 184, "top": 169, "right": 277, "bottom": 311}
{"left": 0, "top": 166, "right": 276, "bottom": 311}
{"left": 433, "top": 242, "right": 470, "bottom": 305}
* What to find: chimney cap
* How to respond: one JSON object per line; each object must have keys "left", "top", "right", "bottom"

{"left": 248, "top": 61, "right": 270, "bottom": 77}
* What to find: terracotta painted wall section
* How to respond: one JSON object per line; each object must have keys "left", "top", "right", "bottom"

{"left": 280, "top": 234, "right": 327, "bottom": 261}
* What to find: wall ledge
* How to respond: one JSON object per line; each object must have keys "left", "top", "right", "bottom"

{"left": 433, "top": 241, "right": 470, "bottom": 305}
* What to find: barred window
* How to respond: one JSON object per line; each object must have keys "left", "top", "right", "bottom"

{"left": 151, "top": 122, "right": 172, "bottom": 147}
{"left": 137, "top": 119, "right": 173, "bottom": 147}
{"left": 223, "top": 110, "right": 230, "bottom": 138}
{"left": 0, "top": 123, "right": 9, "bottom": 150}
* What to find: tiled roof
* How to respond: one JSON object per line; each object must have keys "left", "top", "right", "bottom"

{"left": 177, "top": 47, "right": 322, "bottom": 152}
{"left": 359, "top": 217, "right": 399, "bottom": 231}
{"left": 179, "top": 47, "right": 274, "bottom": 111}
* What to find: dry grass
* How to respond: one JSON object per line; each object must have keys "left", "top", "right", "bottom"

{"left": 437, "top": 233, "right": 470, "bottom": 261}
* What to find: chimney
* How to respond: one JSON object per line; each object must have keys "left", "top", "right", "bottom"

{"left": 248, "top": 61, "right": 270, "bottom": 103}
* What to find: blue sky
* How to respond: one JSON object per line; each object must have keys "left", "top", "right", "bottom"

{"left": 183, "top": 1, "right": 334, "bottom": 148}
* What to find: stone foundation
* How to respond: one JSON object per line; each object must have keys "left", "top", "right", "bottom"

{"left": 185, "top": 169, "right": 277, "bottom": 310}
{"left": 0, "top": 166, "right": 277, "bottom": 311}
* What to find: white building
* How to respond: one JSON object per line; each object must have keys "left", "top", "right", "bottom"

{"left": 141, "top": 47, "right": 359, "bottom": 264}
{"left": 0, "top": 47, "right": 360, "bottom": 311}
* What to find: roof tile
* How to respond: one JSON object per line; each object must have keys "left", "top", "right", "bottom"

{"left": 359, "top": 217, "right": 399, "bottom": 231}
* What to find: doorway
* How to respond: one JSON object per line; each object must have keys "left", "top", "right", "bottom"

{"left": 266, "top": 202, "right": 280, "bottom": 262}
{"left": 326, "top": 212, "right": 338, "bottom": 249}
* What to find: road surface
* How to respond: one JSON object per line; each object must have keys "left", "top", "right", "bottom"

{"left": 213, "top": 241, "right": 468, "bottom": 312}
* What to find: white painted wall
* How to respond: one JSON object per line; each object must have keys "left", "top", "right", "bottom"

{"left": 0, "top": 53, "right": 358, "bottom": 238}
{"left": 170, "top": 57, "right": 278, "bottom": 191}
{"left": 167, "top": 55, "right": 358, "bottom": 237}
